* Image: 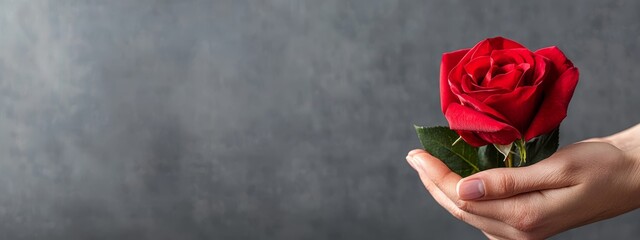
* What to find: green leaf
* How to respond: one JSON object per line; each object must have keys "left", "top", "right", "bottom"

{"left": 524, "top": 128, "right": 559, "bottom": 165}
{"left": 414, "top": 125, "right": 479, "bottom": 177}
{"left": 478, "top": 145, "right": 504, "bottom": 170}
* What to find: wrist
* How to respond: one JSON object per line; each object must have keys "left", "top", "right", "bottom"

{"left": 629, "top": 150, "right": 640, "bottom": 209}
{"left": 604, "top": 124, "right": 640, "bottom": 208}
{"left": 604, "top": 123, "right": 640, "bottom": 152}
{"left": 621, "top": 141, "right": 640, "bottom": 209}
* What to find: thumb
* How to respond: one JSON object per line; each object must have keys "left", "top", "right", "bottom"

{"left": 456, "top": 160, "right": 571, "bottom": 201}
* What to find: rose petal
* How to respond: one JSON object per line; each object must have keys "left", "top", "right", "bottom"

{"left": 499, "top": 63, "right": 518, "bottom": 73}
{"left": 517, "top": 63, "right": 534, "bottom": 87}
{"left": 488, "top": 37, "right": 527, "bottom": 50}
{"left": 531, "top": 54, "right": 550, "bottom": 86}
{"left": 441, "top": 49, "right": 470, "bottom": 113}
{"left": 456, "top": 130, "right": 490, "bottom": 147}
{"left": 524, "top": 67, "right": 579, "bottom": 140}
{"left": 459, "top": 74, "right": 509, "bottom": 102}
{"left": 471, "top": 37, "right": 526, "bottom": 59}
{"left": 464, "top": 56, "right": 491, "bottom": 82}
{"left": 483, "top": 85, "right": 544, "bottom": 134}
{"left": 448, "top": 37, "right": 525, "bottom": 91}
{"left": 490, "top": 48, "right": 535, "bottom": 66}
{"left": 448, "top": 41, "right": 493, "bottom": 89}
{"left": 535, "top": 46, "right": 574, "bottom": 75}
{"left": 460, "top": 75, "right": 479, "bottom": 92}
{"left": 467, "top": 91, "right": 509, "bottom": 102}
{"left": 445, "top": 103, "right": 522, "bottom": 145}
{"left": 484, "top": 68, "right": 524, "bottom": 90}
{"left": 451, "top": 37, "right": 527, "bottom": 82}
{"left": 452, "top": 91, "right": 512, "bottom": 124}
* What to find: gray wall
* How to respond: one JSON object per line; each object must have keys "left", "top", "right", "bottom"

{"left": 1, "top": 0, "right": 638, "bottom": 239}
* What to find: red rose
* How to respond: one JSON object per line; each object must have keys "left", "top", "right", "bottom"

{"left": 440, "top": 37, "right": 579, "bottom": 147}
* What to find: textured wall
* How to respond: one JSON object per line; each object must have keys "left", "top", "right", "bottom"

{"left": 1, "top": 0, "right": 639, "bottom": 239}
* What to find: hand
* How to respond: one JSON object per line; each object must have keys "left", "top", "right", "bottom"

{"left": 406, "top": 124, "right": 640, "bottom": 240}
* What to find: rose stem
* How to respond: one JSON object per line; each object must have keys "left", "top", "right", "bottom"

{"left": 517, "top": 139, "right": 527, "bottom": 167}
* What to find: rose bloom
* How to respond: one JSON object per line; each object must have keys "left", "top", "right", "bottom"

{"left": 440, "top": 37, "right": 579, "bottom": 147}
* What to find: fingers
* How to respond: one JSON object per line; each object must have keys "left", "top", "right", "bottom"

{"left": 416, "top": 173, "right": 517, "bottom": 239}
{"left": 409, "top": 148, "right": 567, "bottom": 202}
{"left": 408, "top": 150, "right": 538, "bottom": 228}
{"left": 409, "top": 150, "right": 463, "bottom": 201}
{"left": 405, "top": 145, "right": 606, "bottom": 239}
{"left": 406, "top": 149, "right": 548, "bottom": 239}
{"left": 456, "top": 155, "right": 574, "bottom": 201}
{"left": 407, "top": 153, "right": 520, "bottom": 239}
{"left": 407, "top": 149, "right": 425, "bottom": 156}
{"left": 452, "top": 189, "right": 551, "bottom": 231}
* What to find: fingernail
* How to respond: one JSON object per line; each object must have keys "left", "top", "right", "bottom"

{"left": 458, "top": 179, "right": 485, "bottom": 200}
{"left": 411, "top": 155, "right": 424, "bottom": 172}
{"left": 407, "top": 149, "right": 423, "bottom": 157}
{"left": 405, "top": 155, "right": 417, "bottom": 170}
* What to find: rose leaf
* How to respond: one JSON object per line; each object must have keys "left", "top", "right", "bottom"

{"left": 524, "top": 128, "right": 559, "bottom": 165}
{"left": 414, "top": 125, "right": 480, "bottom": 177}
{"left": 478, "top": 145, "right": 505, "bottom": 170}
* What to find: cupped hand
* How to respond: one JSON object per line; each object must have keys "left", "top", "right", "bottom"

{"left": 406, "top": 125, "right": 640, "bottom": 240}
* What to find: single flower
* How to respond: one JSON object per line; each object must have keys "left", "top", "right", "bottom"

{"left": 415, "top": 37, "right": 579, "bottom": 175}
{"left": 440, "top": 37, "right": 579, "bottom": 147}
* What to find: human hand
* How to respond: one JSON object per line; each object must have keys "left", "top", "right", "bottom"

{"left": 406, "top": 124, "right": 640, "bottom": 239}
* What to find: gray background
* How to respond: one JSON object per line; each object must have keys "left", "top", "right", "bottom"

{"left": 1, "top": 0, "right": 639, "bottom": 239}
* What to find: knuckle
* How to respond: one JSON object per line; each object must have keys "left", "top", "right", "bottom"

{"left": 510, "top": 208, "right": 541, "bottom": 233}
{"left": 558, "top": 159, "right": 581, "bottom": 175}
{"left": 455, "top": 199, "right": 471, "bottom": 212}
{"left": 423, "top": 183, "right": 440, "bottom": 196}
{"left": 497, "top": 172, "right": 517, "bottom": 196}
{"left": 423, "top": 181, "right": 434, "bottom": 192}
{"left": 422, "top": 181, "right": 441, "bottom": 195}
{"left": 513, "top": 219, "right": 535, "bottom": 233}
{"left": 430, "top": 176, "right": 444, "bottom": 189}
{"left": 451, "top": 208, "right": 467, "bottom": 222}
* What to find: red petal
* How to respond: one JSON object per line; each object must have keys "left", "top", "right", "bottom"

{"left": 485, "top": 68, "right": 524, "bottom": 90}
{"left": 524, "top": 67, "right": 579, "bottom": 140}
{"left": 488, "top": 36, "right": 527, "bottom": 49}
{"left": 464, "top": 56, "right": 491, "bottom": 82}
{"left": 447, "top": 37, "right": 524, "bottom": 97}
{"left": 453, "top": 92, "right": 511, "bottom": 124}
{"left": 534, "top": 46, "right": 574, "bottom": 75}
{"left": 531, "top": 54, "right": 550, "bottom": 86}
{"left": 441, "top": 49, "right": 470, "bottom": 113}
{"left": 460, "top": 76, "right": 509, "bottom": 102}
{"left": 483, "top": 86, "right": 544, "bottom": 134}
{"left": 490, "top": 48, "right": 535, "bottom": 66}
{"left": 456, "top": 130, "right": 490, "bottom": 147}
{"left": 445, "top": 103, "right": 521, "bottom": 145}
{"left": 471, "top": 37, "right": 526, "bottom": 59}
{"left": 460, "top": 75, "right": 479, "bottom": 93}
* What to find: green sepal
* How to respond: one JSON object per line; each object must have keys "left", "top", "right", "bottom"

{"left": 493, "top": 143, "right": 513, "bottom": 163}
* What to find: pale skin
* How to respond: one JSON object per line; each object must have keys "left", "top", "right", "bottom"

{"left": 406, "top": 123, "right": 640, "bottom": 240}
